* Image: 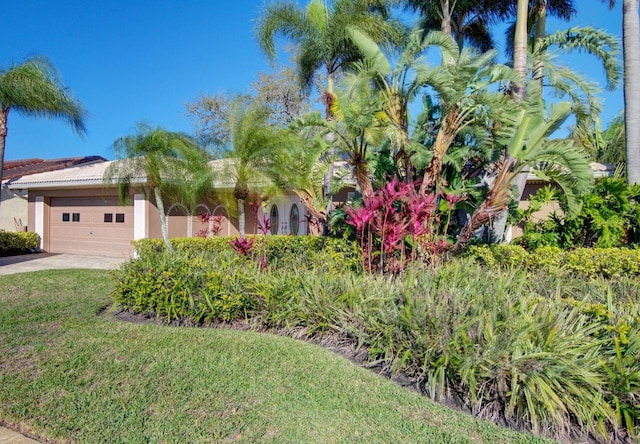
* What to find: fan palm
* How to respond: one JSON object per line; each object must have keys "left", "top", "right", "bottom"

{"left": 255, "top": 0, "right": 404, "bottom": 116}
{"left": 0, "top": 57, "right": 86, "bottom": 206}
{"left": 105, "top": 125, "right": 214, "bottom": 252}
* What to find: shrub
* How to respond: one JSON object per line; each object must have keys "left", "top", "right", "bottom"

{"left": 132, "top": 236, "right": 363, "bottom": 273}
{"left": 112, "top": 252, "right": 256, "bottom": 323}
{"left": 467, "top": 244, "right": 640, "bottom": 278}
{"left": 516, "top": 179, "right": 640, "bottom": 249}
{"left": 0, "top": 230, "right": 40, "bottom": 256}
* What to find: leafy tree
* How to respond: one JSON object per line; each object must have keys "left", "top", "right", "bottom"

{"left": 251, "top": 62, "right": 313, "bottom": 126}
{"left": 0, "top": 57, "right": 86, "bottom": 206}
{"left": 105, "top": 125, "right": 214, "bottom": 252}
{"left": 255, "top": 0, "right": 405, "bottom": 115}
{"left": 186, "top": 62, "right": 310, "bottom": 151}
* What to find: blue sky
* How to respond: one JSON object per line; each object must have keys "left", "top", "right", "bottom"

{"left": 1, "top": 1, "right": 625, "bottom": 161}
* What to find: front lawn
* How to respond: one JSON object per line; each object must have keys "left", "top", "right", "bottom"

{"left": 0, "top": 269, "right": 546, "bottom": 443}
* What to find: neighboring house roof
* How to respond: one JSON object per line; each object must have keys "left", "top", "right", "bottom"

{"left": 2, "top": 156, "right": 107, "bottom": 181}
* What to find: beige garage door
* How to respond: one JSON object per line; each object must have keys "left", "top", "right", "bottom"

{"left": 49, "top": 197, "right": 134, "bottom": 256}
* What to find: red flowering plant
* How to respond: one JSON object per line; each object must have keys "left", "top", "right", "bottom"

{"left": 344, "top": 178, "right": 465, "bottom": 273}
{"left": 229, "top": 236, "right": 255, "bottom": 256}
{"left": 196, "top": 212, "right": 223, "bottom": 238}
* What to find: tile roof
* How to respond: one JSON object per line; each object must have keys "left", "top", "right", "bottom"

{"left": 7, "top": 158, "right": 245, "bottom": 190}
{"left": 2, "top": 156, "right": 107, "bottom": 180}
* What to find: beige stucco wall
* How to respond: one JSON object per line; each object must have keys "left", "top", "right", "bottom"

{"left": 0, "top": 186, "right": 28, "bottom": 232}
{"left": 511, "top": 182, "right": 562, "bottom": 239}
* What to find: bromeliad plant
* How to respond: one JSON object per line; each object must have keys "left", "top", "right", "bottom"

{"left": 344, "top": 178, "right": 464, "bottom": 273}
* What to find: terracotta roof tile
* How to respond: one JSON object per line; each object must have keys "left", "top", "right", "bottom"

{"left": 2, "top": 156, "right": 107, "bottom": 180}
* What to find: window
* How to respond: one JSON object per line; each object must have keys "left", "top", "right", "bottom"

{"left": 269, "top": 204, "right": 279, "bottom": 235}
{"left": 115, "top": 213, "right": 125, "bottom": 223}
{"left": 62, "top": 213, "right": 70, "bottom": 222}
{"left": 72, "top": 213, "right": 80, "bottom": 222}
{"left": 289, "top": 204, "right": 299, "bottom": 235}
{"left": 104, "top": 213, "right": 113, "bottom": 223}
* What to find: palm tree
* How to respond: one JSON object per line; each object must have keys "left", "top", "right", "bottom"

{"left": 454, "top": 88, "right": 594, "bottom": 250}
{"left": 594, "top": 0, "right": 640, "bottom": 183}
{"left": 255, "top": 0, "right": 404, "bottom": 116}
{"left": 401, "top": 0, "right": 511, "bottom": 51}
{"left": 105, "top": 125, "right": 214, "bottom": 252}
{"left": 272, "top": 121, "right": 335, "bottom": 232}
{"left": 573, "top": 112, "right": 625, "bottom": 165}
{"left": 223, "top": 98, "right": 290, "bottom": 236}
{"left": 0, "top": 57, "right": 86, "bottom": 206}
{"left": 621, "top": 0, "right": 640, "bottom": 184}
{"left": 346, "top": 27, "right": 516, "bottom": 192}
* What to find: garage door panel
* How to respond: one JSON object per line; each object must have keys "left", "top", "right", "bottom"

{"left": 49, "top": 197, "right": 134, "bottom": 257}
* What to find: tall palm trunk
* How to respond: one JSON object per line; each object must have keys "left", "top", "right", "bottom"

{"left": 420, "top": 111, "right": 456, "bottom": 194}
{"left": 0, "top": 108, "right": 8, "bottom": 210}
{"left": 237, "top": 198, "right": 246, "bottom": 236}
{"left": 512, "top": 0, "right": 529, "bottom": 101}
{"left": 532, "top": 1, "right": 548, "bottom": 84}
{"left": 624, "top": 0, "right": 640, "bottom": 184}
{"left": 488, "top": 0, "right": 529, "bottom": 243}
{"left": 154, "top": 186, "right": 174, "bottom": 253}
{"left": 440, "top": 0, "right": 452, "bottom": 35}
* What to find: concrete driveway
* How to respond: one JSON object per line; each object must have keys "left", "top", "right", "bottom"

{"left": 0, "top": 253, "right": 127, "bottom": 275}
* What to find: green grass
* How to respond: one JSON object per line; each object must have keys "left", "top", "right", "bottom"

{"left": 0, "top": 269, "right": 550, "bottom": 443}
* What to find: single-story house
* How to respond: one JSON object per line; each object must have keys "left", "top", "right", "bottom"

{"left": 1, "top": 156, "right": 107, "bottom": 232}
{"left": 8, "top": 159, "right": 308, "bottom": 257}
{"left": 7, "top": 156, "right": 615, "bottom": 257}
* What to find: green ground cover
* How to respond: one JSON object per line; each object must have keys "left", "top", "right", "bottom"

{"left": 0, "top": 269, "right": 547, "bottom": 443}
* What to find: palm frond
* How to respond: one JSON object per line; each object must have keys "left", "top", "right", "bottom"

{"left": 0, "top": 56, "right": 86, "bottom": 134}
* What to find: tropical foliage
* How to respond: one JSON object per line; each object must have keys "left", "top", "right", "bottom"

{"left": 0, "top": 57, "right": 86, "bottom": 205}
{"left": 105, "top": 124, "right": 214, "bottom": 252}
{"left": 255, "top": 0, "right": 405, "bottom": 114}
{"left": 516, "top": 179, "right": 640, "bottom": 249}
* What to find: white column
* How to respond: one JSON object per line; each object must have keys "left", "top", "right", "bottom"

{"left": 35, "top": 196, "right": 44, "bottom": 250}
{"left": 187, "top": 215, "right": 193, "bottom": 237}
{"left": 134, "top": 194, "right": 146, "bottom": 240}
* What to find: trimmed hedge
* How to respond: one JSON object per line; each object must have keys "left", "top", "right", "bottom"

{"left": 0, "top": 230, "right": 40, "bottom": 256}
{"left": 467, "top": 244, "right": 640, "bottom": 278}
{"left": 133, "top": 236, "right": 363, "bottom": 273}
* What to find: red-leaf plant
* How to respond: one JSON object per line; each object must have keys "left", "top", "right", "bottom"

{"left": 344, "top": 178, "right": 464, "bottom": 273}
{"left": 197, "top": 213, "right": 223, "bottom": 238}
{"left": 229, "top": 236, "right": 255, "bottom": 256}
